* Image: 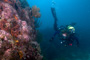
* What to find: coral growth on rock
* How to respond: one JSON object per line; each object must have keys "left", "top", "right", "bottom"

{"left": 32, "top": 6, "right": 41, "bottom": 18}
{"left": 0, "top": 0, "right": 42, "bottom": 60}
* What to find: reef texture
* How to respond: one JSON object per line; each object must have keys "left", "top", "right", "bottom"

{"left": 0, "top": 0, "right": 42, "bottom": 60}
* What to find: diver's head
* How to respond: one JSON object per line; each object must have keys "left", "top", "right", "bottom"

{"left": 67, "top": 25, "right": 75, "bottom": 34}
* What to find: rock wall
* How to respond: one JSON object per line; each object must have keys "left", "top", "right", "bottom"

{"left": 0, "top": 0, "right": 42, "bottom": 60}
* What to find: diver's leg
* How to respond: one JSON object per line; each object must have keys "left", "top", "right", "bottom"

{"left": 54, "top": 19, "right": 58, "bottom": 31}
{"left": 51, "top": 7, "right": 58, "bottom": 31}
{"left": 69, "top": 36, "right": 79, "bottom": 47}
{"left": 51, "top": 7, "right": 57, "bottom": 20}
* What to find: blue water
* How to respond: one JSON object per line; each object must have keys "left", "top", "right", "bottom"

{"left": 27, "top": 0, "right": 90, "bottom": 60}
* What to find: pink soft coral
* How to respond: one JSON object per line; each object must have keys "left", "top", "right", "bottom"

{"left": 3, "top": 49, "right": 11, "bottom": 59}
{"left": 21, "top": 21, "right": 29, "bottom": 34}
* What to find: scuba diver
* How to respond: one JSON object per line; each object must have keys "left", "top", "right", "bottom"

{"left": 50, "top": 1, "right": 79, "bottom": 47}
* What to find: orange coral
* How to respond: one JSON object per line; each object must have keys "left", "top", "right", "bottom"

{"left": 14, "top": 40, "right": 20, "bottom": 46}
{"left": 11, "top": 25, "right": 20, "bottom": 37}
{"left": 19, "top": 51, "right": 23, "bottom": 59}
{"left": 13, "top": 15, "right": 18, "bottom": 20}
{"left": 10, "top": 20, "right": 23, "bottom": 37}
{"left": 15, "top": 40, "right": 19, "bottom": 43}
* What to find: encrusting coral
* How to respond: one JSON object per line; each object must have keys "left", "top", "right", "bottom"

{"left": 0, "top": 0, "right": 43, "bottom": 60}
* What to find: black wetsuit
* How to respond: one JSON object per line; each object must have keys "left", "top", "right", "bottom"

{"left": 50, "top": 7, "right": 79, "bottom": 47}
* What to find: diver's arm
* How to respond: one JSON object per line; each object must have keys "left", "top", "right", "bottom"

{"left": 50, "top": 31, "right": 60, "bottom": 42}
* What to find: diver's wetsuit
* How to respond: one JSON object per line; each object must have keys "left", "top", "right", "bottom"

{"left": 50, "top": 7, "right": 79, "bottom": 47}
